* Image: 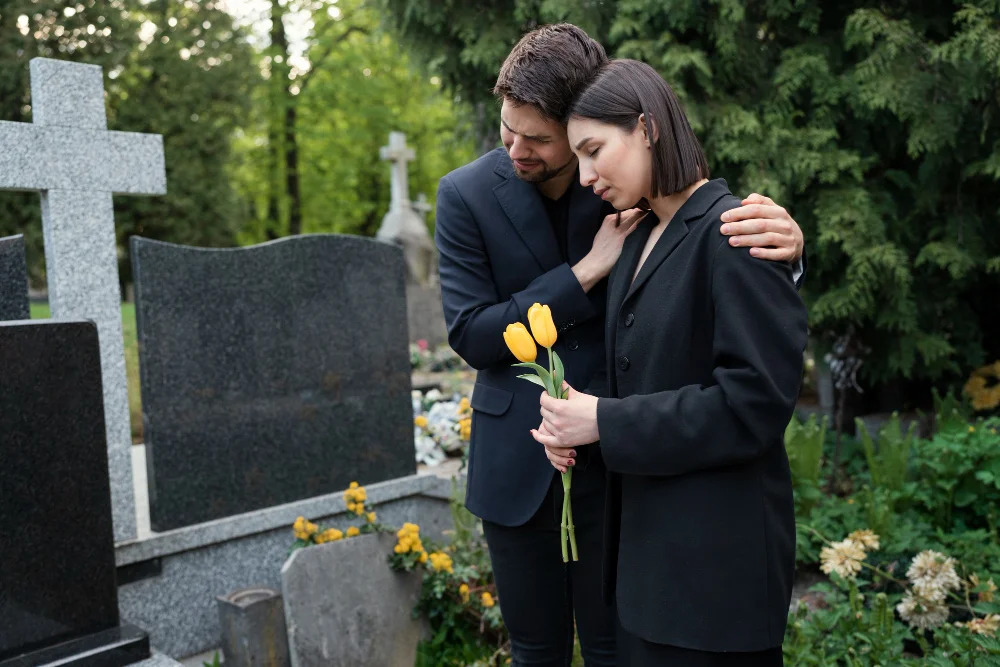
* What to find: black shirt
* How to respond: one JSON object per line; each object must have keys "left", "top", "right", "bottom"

{"left": 541, "top": 187, "right": 572, "bottom": 263}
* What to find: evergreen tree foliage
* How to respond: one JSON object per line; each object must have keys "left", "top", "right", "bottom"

{"left": 380, "top": 0, "right": 1000, "bottom": 397}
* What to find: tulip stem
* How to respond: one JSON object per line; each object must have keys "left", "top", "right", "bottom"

{"left": 560, "top": 479, "right": 569, "bottom": 563}
{"left": 564, "top": 469, "right": 578, "bottom": 561}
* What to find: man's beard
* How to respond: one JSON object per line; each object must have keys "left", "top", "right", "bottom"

{"left": 512, "top": 155, "right": 577, "bottom": 183}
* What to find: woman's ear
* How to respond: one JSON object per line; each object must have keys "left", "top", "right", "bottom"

{"left": 638, "top": 113, "right": 658, "bottom": 146}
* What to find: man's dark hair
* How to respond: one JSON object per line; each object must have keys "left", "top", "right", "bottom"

{"left": 568, "top": 59, "right": 709, "bottom": 198}
{"left": 493, "top": 23, "right": 609, "bottom": 122}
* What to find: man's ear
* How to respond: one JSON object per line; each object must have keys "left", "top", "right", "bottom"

{"left": 638, "top": 113, "right": 659, "bottom": 146}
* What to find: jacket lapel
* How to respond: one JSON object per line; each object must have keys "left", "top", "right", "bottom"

{"left": 622, "top": 179, "right": 732, "bottom": 302}
{"left": 492, "top": 156, "right": 561, "bottom": 272}
{"left": 623, "top": 218, "right": 690, "bottom": 302}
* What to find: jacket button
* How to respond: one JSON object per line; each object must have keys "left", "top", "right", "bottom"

{"left": 568, "top": 340, "right": 579, "bottom": 351}
{"left": 617, "top": 355, "right": 630, "bottom": 371}
{"left": 624, "top": 312, "right": 635, "bottom": 327}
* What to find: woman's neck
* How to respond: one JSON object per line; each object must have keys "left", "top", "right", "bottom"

{"left": 648, "top": 178, "right": 709, "bottom": 226}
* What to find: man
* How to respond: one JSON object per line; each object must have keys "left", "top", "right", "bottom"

{"left": 435, "top": 24, "right": 804, "bottom": 666}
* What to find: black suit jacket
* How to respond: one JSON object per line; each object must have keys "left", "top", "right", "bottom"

{"left": 435, "top": 148, "right": 614, "bottom": 526}
{"left": 596, "top": 179, "right": 809, "bottom": 652}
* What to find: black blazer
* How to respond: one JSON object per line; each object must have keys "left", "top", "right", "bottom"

{"left": 435, "top": 148, "right": 613, "bottom": 526}
{"left": 596, "top": 179, "right": 808, "bottom": 652}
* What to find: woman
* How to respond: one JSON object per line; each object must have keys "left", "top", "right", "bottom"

{"left": 531, "top": 59, "right": 808, "bottom": 666}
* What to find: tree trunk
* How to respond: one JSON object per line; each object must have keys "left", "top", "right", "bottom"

{"left": 284, "top": 103, "right": 302, "bottom": 235}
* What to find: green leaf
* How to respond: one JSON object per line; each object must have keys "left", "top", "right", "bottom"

{"left": 512, "top": 362, "right": 555, "bottom": 395}
{"left": 551, "top": 349, "right": 565, "bottom": 394}
{"left": 516, "top": 373, "right": 547, "bottom": 389}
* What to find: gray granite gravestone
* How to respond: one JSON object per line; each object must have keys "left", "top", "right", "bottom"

{"left": 0, "top": 320, "right": 150, "bottom": 666}
{"left": 281, "top": 533, "right": 422, "bottom": 667}
{"left": 0, "top": 235, "right": 29, "bottom": 320}
{"left": 0, "top": 58, "right": 167, "bottom": 542}
{"left": 131, "top": 234, "right": 415, "bottom": 531}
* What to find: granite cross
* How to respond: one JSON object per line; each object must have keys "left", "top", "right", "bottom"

{"left": 0, "top": 58, "right": 166, "bottom": 542}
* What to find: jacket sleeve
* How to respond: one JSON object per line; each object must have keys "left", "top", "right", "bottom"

{"left": 596, "top": 237, "right": 808, "bottom": 476}
{"left": 435, "top": 176, "right": 598, "bottom": 370}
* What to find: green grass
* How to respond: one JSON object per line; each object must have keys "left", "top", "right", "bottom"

{"left": 30, "top": 302, "right": 143, "bottom": 443}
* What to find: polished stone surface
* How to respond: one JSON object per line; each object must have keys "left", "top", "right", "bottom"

{"left": 0, "top": 624, "right": 149, "bottom": 667}
{"left": 0, "top": 235, "right": 29, "bottom": 320}
{"left": 0, "top": 320, "right": 148, "bottom": 664}
{"left": 131, "top": 234, "right": 415, "bottom": 531}
{"left": 0, "top": 58, "right": 169, "bottom": 542}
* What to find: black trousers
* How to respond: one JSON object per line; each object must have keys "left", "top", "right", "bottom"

{"left": 618, "top": 624, "right": 784, "bottom": 667}
{"left": 482, "top": 448, "right": 616, "bottom": 666}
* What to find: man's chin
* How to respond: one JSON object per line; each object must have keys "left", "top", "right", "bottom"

{"left": 514, "top": 168, "right": 549, "bottom": 182}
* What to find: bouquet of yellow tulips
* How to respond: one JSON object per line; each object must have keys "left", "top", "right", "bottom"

{"left": 503, "top": 303, "right": 578, "bottom": 562}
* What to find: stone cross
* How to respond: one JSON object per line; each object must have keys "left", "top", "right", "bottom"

{"left": 376, "top": 132, "right": 435, "bottom": 286}
{"left": 380, "top": 131, "right": 415, "bottom": 214}
{"left": 0, "top": 58, "right": 166, "bottom": 542}
{"left": 411, "top": 193, "right": 432, "bottom": 218}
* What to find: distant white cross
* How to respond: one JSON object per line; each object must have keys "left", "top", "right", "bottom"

{"left": 380, "top": 131, "right": 415, "bottom": 214}
{"left": 0, "top": 58, "right": 166, "bottom": 542}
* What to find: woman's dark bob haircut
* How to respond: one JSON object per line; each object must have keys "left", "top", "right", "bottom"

{"left": 568, "top": 59, "right": 709, "bottom": 198}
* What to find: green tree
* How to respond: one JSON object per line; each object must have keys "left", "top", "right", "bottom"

{"left": 112, "top": 0, "right": 256, "bottom": 283}
{"left": 378, "top": 1, "right": 1000, "bottom": 405}
{"left": 0, "top": 0, "right": 141, "bottom": 282}
{"left": 233, "top": 0, "right": 476, "bottom": 241}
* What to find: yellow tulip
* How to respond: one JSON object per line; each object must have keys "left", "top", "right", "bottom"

{"left": 527, "top": 303, "right": 557, "bottom": 348}
{"left": 503, "top": 322, "right": 537, "bottom": 362}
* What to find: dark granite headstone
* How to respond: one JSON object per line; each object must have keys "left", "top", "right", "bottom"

{"left": 0, "top": 235, "right": 29, "bottom": 320}
{"left": 0, "top": 320, "right": 149, "bottom": 665}
{"left": 131, "top": 235, "right": 415, "bottom": 531}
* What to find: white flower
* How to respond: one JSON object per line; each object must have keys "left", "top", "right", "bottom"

{"left": 820, "top": 538, "right": 867, "bottom": 579}
{"left": 897, "top": 593, "right": 950, "bottom": 629}
{"left": 907, "top": 550, "right": 961, "bottom": 603}
{"left": 414, "top": 432, "right": 445, "bottom": 466}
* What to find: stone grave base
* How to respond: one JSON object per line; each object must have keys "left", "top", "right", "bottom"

{"left": 116, "top": 474, "right": 457, "bottom": 659}
{"left": 0, "top": 624, "right": 149, "bottom": 667}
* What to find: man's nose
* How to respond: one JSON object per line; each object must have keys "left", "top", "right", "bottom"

{"left": 508, "top": 136, "right": 531, "bottom": 160}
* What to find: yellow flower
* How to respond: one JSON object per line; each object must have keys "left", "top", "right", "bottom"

{"left": 458, "top": 417, "right": 472, "bottom": 441}
{"left": 503, "top": 322, "right": 536, "bottom": 363}
{"left": 527, "top": 303, "right": 557, "bottom": 348}
{"left": 971, "top": 574, "right": 997, "bottom": 603}
{"left": 366, "top": 511, "right": 377, "bottom": 524}
{"left": 346, "top": 526, "right": 360, "bottom": 538}
{"left": 414, "top": 415, "right": 429, "bottom": 428}
{"left": 418, "top": 551, "right": 428, "bottom": 563}
{"left": 969, "top": 426, "right": 976, "bottom": 434}
{"left": 428, "top": 551, "right": 454, "bottom": 573}
{"left": 316, "top": 528, "right": 343, "bottom": 544}
{"left": 459, "top": 583, "right": 470, "bottom": 603}
{"left": 965, "top": 614, "right": 1000, "bottom": 637}
{"left": 458, "top": 397, "right": 471, "bottom": 414}
{"left": 847, "top": 529, "right": 881, "bottom": 552}
{"left": 481, "top": 592, "right": 495, "bottom": 608}
{"left": 349, "top": 481, "right": 359, "bottom": 489}
{"left": 394, "top": 544, "right": 404, "bottom": 554}
{"left": 347, "top": 502, "right": 356, "bottom": 512}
